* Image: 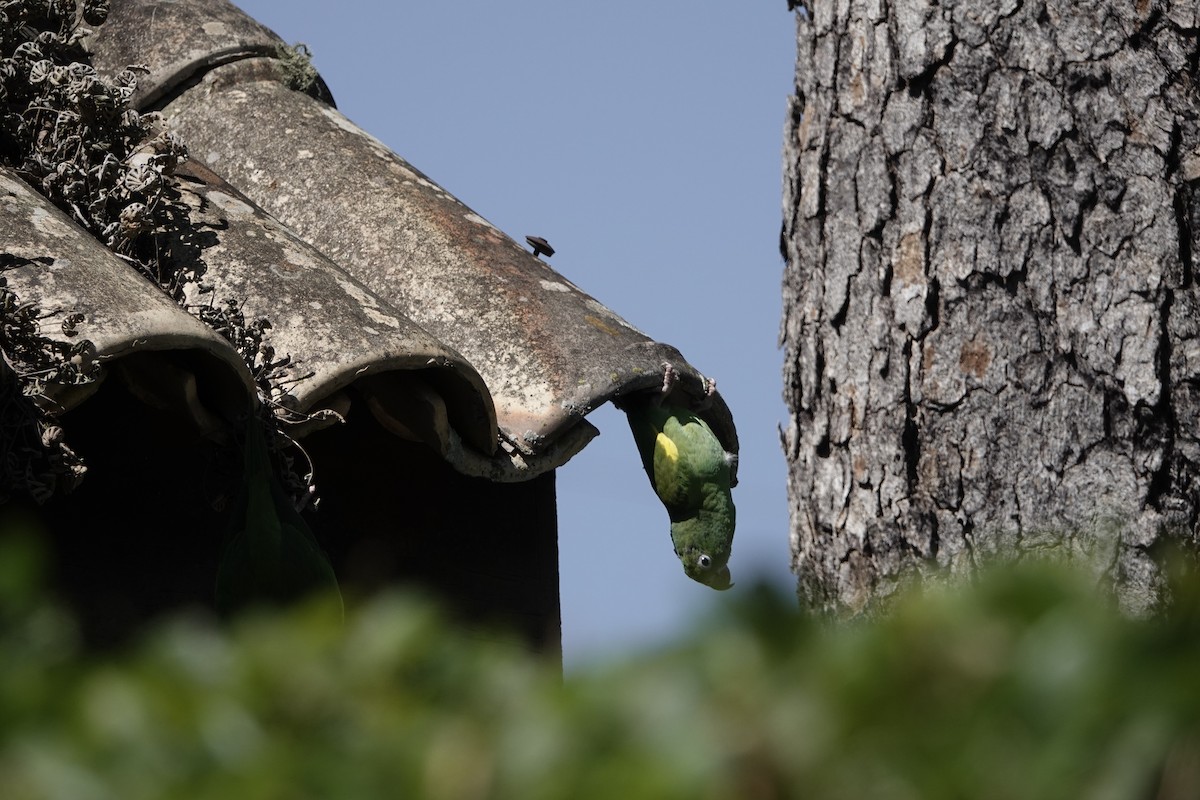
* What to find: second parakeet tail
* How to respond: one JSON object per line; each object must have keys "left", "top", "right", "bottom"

{"left": 618, "top": 398, "right": 736, "bottom": 590}
{"left": 215, "top": 413, "right": 342, "bottom": 615}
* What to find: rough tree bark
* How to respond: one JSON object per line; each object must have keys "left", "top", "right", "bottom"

{"left": 781, "top": 0, "right": 1200, "bottom": 613}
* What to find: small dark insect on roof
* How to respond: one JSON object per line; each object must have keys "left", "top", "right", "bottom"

{"left": 525, "top": 235, "right": 555, "bottom": 259}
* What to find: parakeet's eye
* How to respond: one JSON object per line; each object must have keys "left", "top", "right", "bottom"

{"left": 697, "top": 554, "right": 712, "bottom": 569}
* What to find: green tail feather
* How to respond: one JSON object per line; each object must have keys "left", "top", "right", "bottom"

{"left": 215, "top": 415, "right": 342, "bottom": 615}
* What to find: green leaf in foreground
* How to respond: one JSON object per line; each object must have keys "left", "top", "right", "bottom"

{"left": 1, "top": 540, "right": 1199, "bottom": 799}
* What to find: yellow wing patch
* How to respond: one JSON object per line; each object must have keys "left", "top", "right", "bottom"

{"left": 655, "top": 431, "right": 680, "bottom": 466}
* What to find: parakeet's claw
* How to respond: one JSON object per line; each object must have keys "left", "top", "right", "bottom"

{"left": 659, "top": 362, "right": 677, "bottom": 398}
{"left": 691, "top": 375, "right": 718, "bottom": 411}
{"left": 657, "top": 363, "right": 719, "bottom": 411}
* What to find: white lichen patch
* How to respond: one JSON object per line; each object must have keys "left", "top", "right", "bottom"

{"left": 219, "top": 88, "right": 249, "bottom": 105}
{"left": 1, "top": 173, "right": 26, "bottom": 196}
{"left": 283, "top": 312, "right": 310, "bottom": 332}
{"left": 463, "top": 212, "right": 498, "bottom": 230}
{"left": 30, "top": 205, "right": 54, "bottom": 229}
{"left": 493, "top": 379, "right": 558, "bottom": 431}
{"left": 268, "top": 263, "right": 301, "bottom": 282}
{"left": 539, "top": 280, "right": 572, "bottom": 293}
{"left": 281, "top": 245, "right": 320, "bottom": 271}
{"left": 319, "top": 106, "right": 390, "bottom": 155}
{"left": 29, "top": 205, "right": 76, "bottom": 241}
{"left": 203, "top": 190, "right": 255, "bottom": 221}
{"left": 331, "top": 274, "right": 401, "bottom": 330}
{"left": 384, "top": 160, "right": 446, "bottom": 196}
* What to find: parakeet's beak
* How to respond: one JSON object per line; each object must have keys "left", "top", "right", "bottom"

{"left": 688, "top": 564, "right": 733, "bottom": 591}
{"left": 707, "top": 565, "right": 733, "bottom": 591}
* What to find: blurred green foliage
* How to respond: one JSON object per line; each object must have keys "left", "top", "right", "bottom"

{"left": 1, "top": 519, "right": 1199, "bottom": 799}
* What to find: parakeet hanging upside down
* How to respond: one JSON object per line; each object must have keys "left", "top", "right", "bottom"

{"left": 619, "top": 399, "right": 736, "bottom": 590}
{"left": 215, "top": 414, "right": 342, "bottom": 615}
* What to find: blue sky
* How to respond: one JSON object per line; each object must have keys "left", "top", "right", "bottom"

{"left": 231, "top": 1, "right": 798, "bottom": 667}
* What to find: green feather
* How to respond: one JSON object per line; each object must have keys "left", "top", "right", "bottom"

{"left": 622, "top": 401, "right": 736, "bottom": 590}
{"left": 215, "top": 415, "right": 342, "bottom": 615}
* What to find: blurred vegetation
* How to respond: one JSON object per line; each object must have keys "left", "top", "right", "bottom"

{"left": 1, "top": 518, "right": 1199, "bottom": 800}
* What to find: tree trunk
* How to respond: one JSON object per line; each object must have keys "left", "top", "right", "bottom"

{"left": 781, "top": 0, "right": 1200, "bottom": 613}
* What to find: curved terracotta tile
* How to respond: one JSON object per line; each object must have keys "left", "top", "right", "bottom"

{"left": 87, "top": 0, "right": 738, "bottom": 471}
{"left": 0, "top": 166, "right": 253, "bottom": 432}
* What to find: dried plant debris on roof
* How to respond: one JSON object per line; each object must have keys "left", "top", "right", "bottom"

{"left": 4, "top": 0, "right": 738, "bottom": 502}
{"left": 0, "top": 256, "right": 92, "bottom": 502}
{"left": 0, "top": 0, "right": 299, "bottom": 501}
{"left": 274, "top": 41, "right": 318, "bottom": 94}
{"left": 0, "top": 355, "right": 86, "bottom": 503}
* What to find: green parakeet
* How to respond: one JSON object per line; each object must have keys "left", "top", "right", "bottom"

{"left": 619, "top": 399, "right": 736, "bottom": 590}
{"left": 215, "top": 414, "right": 342, "bottom": 615}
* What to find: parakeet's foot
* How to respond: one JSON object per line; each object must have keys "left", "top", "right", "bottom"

{"left": 658, "top": 362, "right": 677, "bottom": 400}
{"left": 692, "top": 375, "right": 717, "bottom": 410}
